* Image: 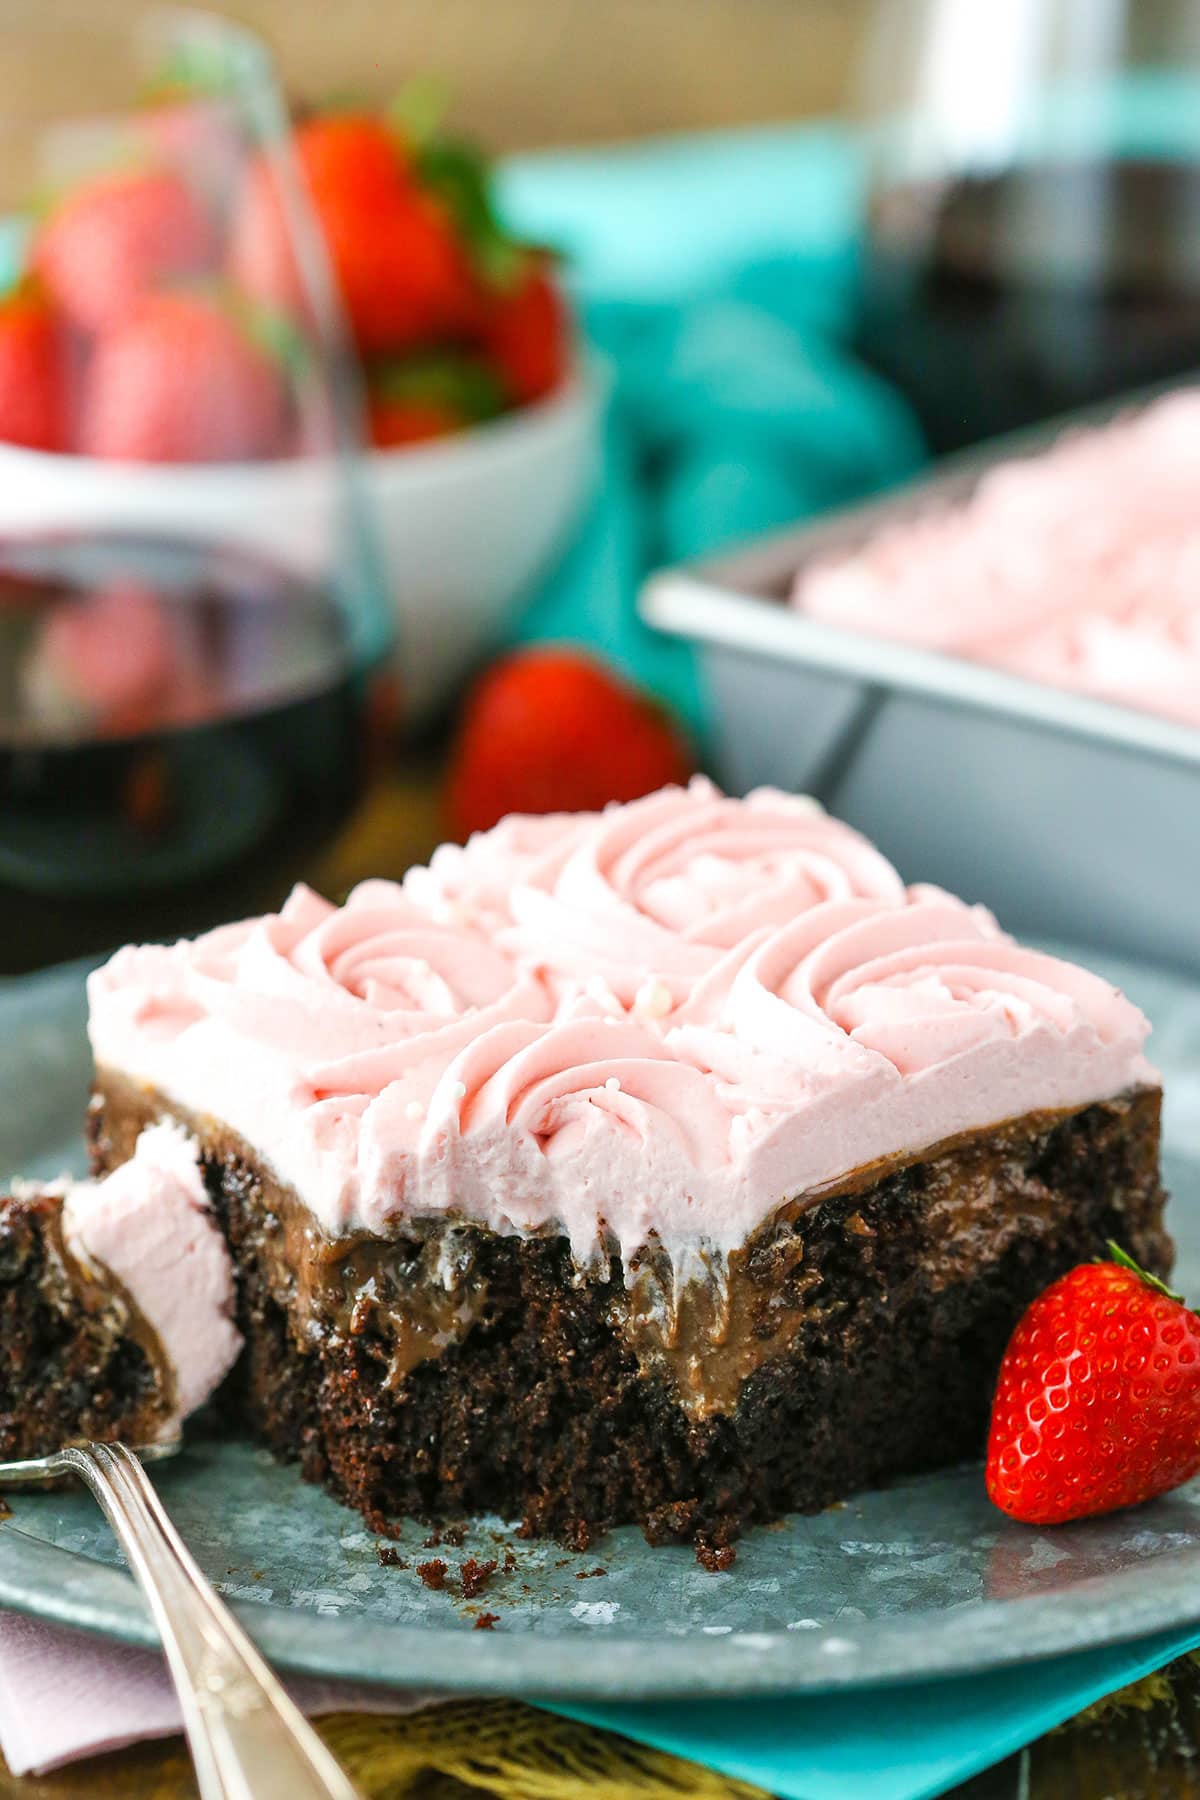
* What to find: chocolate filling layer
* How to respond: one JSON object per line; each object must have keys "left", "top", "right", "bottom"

{"left": 88, "top": 1073, "right": 1168, "bottom": 1544}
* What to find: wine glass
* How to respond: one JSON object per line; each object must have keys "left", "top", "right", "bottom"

{"left": 0, "top": 10, "right": 394, "bottom": 973}
{"left": 853, "top": 0, "right": 1200, "bottom": 453}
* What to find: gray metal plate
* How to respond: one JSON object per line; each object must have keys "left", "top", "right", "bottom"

{"left": 0, "top": 950, "right": 1198, "bottom": 1700}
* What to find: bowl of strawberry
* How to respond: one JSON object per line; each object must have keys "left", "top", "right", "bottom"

{"left": 0, "top": 99, "right": 600, "bottom": 722}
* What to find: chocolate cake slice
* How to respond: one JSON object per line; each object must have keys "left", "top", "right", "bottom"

{"left": 83, "top": 779, "right": 1170, "bottom": 1547}
{"left": 0, "top": 1125, "right": 241, "bottom": 1461}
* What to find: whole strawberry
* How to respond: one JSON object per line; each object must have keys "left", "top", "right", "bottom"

{"left": 987, "top": 1245, "right": 1200, "bottom": 1526}
{"left": 34, "top": 168, "right": 216, "bottom": 335}
{"left": 79, "top": 292, "right": 289, "bottom": 464}
{"left": 230, "top": 115, "right": 477, "bottom": 355}
{"left": 0, "top": 286, "right": 69, "bottom": 452}
{"left": 445, "top": 648, "right": 694, "bottom": 840}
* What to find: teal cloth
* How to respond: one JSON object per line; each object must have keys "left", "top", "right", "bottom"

{"left": 496, "top": 125, "right": 926, "bottom": 737}
{"left": 501, "top": 119, "right": 1200, "bottom": 1797}
{"left": 496, "top": 89, "right": 1200, "bottom": 739}
{"left": 555, "top": 1624, "right": 1200, "bottom": 1799}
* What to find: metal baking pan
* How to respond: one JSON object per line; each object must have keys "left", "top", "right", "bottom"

{"left": 640, "top": 404, "right": 1200, "bottom": 977}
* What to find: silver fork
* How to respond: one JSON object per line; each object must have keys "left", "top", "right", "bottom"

{"left": 0, "top": 1441, "right": 363, "bottom": 1800}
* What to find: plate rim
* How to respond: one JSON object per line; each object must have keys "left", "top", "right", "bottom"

{"left": 5, "top": 951, "right": 1200, "bottom": 1700}
{"left": 5, "top": 1482, "right": 1200, "bottom": 1700}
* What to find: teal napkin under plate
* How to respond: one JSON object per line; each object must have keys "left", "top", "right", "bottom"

{"left": 555, "top": 1623, "right": 1200, "bottom": 1800}
{"left": 499, "top": 120, "right": 1200, "bottom": 1797}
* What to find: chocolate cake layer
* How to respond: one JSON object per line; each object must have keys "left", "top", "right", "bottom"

{"left": 0, "top": 1188, "right": 172, "bottom": 1459}
{"left": 90, "top": 1076, "right": 1168, "bottom": 1546}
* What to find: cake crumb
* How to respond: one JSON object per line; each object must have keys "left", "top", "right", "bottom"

{"left": 502, "top": 1549, "right": 518, "bottom": 1574}
{"left": 422, "top": 1523, "right": 465, "bottom": 1548}
{"left": 474, "top": 1611, "right": 501, "bottom": 1631}
{"left": 377, "top": 1545, "right": 409, "bottom": 1568}
{"left": 643, "top": 1499, "right": 698, "bottom": 1545}
{"left": 459, "top": 1557, "right": 498, "bottom": 1599}
{"left": 575, "top": 1566, "right": 607, "bottom": 1580}
{"left": 416, "top": 1559, "right": 449, "bottom": 1590}
{"left": 695, "top": 1538, "right": 737, "bottom": 1573}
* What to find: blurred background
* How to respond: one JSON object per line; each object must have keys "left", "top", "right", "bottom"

{"left": 0, "top": 0, "right": 868, "bottom": 148}
{"left": 1, "top": 0, "right": 1198, "bottom": 978}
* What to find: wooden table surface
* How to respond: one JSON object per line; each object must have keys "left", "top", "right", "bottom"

{"left": 0, "top": 1652, "right": 1194, "bottom": 1799}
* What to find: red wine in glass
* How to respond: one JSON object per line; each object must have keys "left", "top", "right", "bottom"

{"left": 855, "top": 158, "right": 1200, "bottom": 454}
{"left": 0, "top": 532, "right": 384, "bottom": 973}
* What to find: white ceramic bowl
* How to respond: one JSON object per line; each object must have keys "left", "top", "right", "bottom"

{"left": 361, "top": 364, "right": 604, "bottom": 720}
{"left": 0, "top": 362, "right": 603, "bottom": 723}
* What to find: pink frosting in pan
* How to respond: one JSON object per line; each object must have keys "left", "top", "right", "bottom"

{"left": 88, "top": 780, "right": 1155, "bottom": 1267}
{"left": 791, "top": 388, "right": 1200, "bottom": 727}
{"left": 63, "top": 1123, "right": 242, "bottom": 1434}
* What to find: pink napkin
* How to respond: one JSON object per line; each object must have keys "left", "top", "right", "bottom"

{"left": 0, "top": 1610, "right": 444, "bottom": 1775}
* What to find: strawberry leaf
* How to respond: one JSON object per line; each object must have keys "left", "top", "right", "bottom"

{"left": 368, "top": 351, "right": 507, "bottom": 424}
{"left": 1106, "top": 1240, "right": 1185, "bottom": 1304}
{"left": 415, "top": 137, "right": 525, "bottom": 292}
{"left": 388, "top": 76, "right": 451, "bottom": 150}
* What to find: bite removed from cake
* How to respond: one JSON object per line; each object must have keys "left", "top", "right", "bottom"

{"left": 84, "top": 780, "right": 1169, "bottom": 1545}
{"left": 0, "top": 1123, "right": 241, "bottom": 1460}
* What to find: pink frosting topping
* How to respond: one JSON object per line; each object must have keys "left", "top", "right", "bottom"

{"left": 791, "top": 389, "right": 1200, "bottom": 727}
{"left": 88, "top": 780, "right": 1155, "bottom": 1265}
{"left": 63, "top": 1123, "right": 242, "bottom": 1433}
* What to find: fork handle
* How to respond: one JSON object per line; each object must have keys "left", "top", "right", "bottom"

{"left": 57, "top": 1444, "right": 362, "bottom": 1800}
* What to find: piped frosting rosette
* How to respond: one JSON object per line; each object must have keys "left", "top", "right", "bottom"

{"left": 89, "top": 783, "right": 1156, "bottom": 1262}
{"left": 351, "top": 1007, "right": 736, "bottom": 1260}
{"left": 90, "top": 883, "right": 554, "bottom": 1233}
{"left": 403, "top": 810, "right": 593, "bottom": 934}
{"left": 358, "top": 889, "right": 1151, "bottom": 1262}
{"left": 661, "top": 893, "right": 1155, "bottom": 1251}
{"left": 409, "top": 778, "right": 907, "bottom": 1014}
